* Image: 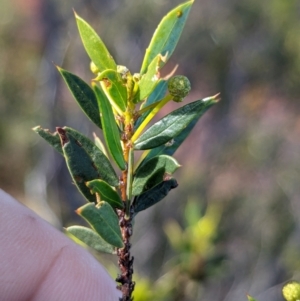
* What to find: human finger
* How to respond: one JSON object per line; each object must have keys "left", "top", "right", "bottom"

{"left": 0, "top": 189, "right": 121, "bottom": 301}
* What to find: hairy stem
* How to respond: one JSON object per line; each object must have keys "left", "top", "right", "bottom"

{"left": 116, "top": 207, "right": 135, "bottom": 301}
{"left": 116, "top": 104, "right": 135, "bottom": 300}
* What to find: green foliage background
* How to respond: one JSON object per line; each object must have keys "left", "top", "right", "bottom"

{"left": 1, "top": 0, "right": 300, "bottom": 300}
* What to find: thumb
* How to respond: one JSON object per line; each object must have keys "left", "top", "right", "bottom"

{"left": 0, "top": 189, "right": 121, "bottom": 301}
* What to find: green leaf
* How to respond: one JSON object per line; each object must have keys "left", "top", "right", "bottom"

{"left": 75, "top": 13, "right": 117, "bottom": 72}
{"left": 135, "top": 54, "right": 164, "bottom": 103}
{"left": 247, "top": 295, "right": 258, "bottom": 301}
{"left": 144, "top": 79, "right": 168, "bottom": 104}
{"left": 94, "top": 84, "right": 126, "bottom": 170}
{"left": 64, "top": 127, "right": 119, "bottom": 187}
{"left": 32, "top": 126, "right": 63, "bottom": 154}
{"left": 134, "top": 95, "right": 219, "bottom": 150}
{"left": 86, "top": 179, "right": 123, "bottom": 209}
{"left": 132, "top": 155, "right": 180, "bottom": 196}
{"left": 34, "top": 126, "right": 119, "bottom": 187}
{"left": 57, "top": 67, "right": 101, "bottom": 128}
{"left": 66, "top": 225, "right": 115, "bottom": 254}
{"left": 133, "top": 178, "right": 178, "bottom": 214}
{"left": 140, "top": 0, "right": 193, "bottom": 74}
{"left": 77, "top": 202, "right": 123, "bottom": 248}
{"left": 57, "top": 128, "right": 99, "bottom": 203}
{"left": 135, "top": 80, "right": 168, "bottom": 129}
{"left": 140, "top": 95, "right": 216, "bottom": 163}
{"left": 95, "top": 69, "right": 127, "bottom": 112}
{"left": 93, "top": 133, "right": 107, "bottom": 155}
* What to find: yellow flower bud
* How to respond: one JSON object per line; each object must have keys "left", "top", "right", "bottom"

{"left": 90, "top": 61, "right": 99, "bottom": 74}
{"left": 117, "top": 65, "right": 129, "bottom": 80}
{"left": 282, "top": 281, "right": 300, "bottom": 301}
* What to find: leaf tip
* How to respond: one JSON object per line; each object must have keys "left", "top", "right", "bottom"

{"left": 212, "top": 92, "right": 221, "bottom": 102}
{"left": 55, "top": 65, "right": 62, "bottom": 72}
{"left": 171, "top": 180, "right": 178, "bottom": 189}
{"left": 85, "top": 180, "right": 92, "bottom": 188}
{"left": 163, "top": 64, "right": 178, "bottom": 80}
{"left": 73, "top": 9, "right": 79, "bottom": 18}
{"left": 56, "top": 127, "right": 69, "bottom": 145}
{"left": 75, "top": 207, "right": 82, "bottom": 215}
{"left": 32, "top": 125, "right": 41, "bottom": 132}
{"left": 203, "top": 93, "right": 221, "bottom": 104}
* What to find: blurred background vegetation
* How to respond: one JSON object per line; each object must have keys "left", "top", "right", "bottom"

{"left": 1, "top": 0, "right": 300, "bottom": 300}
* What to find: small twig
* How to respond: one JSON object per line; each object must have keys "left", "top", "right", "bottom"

{"left": 116, "top": 207, "right": 135, "bottom": 301}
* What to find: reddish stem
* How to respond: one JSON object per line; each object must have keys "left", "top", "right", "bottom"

{"left": 116, "top": 207, "right": 135, "bottom": 301}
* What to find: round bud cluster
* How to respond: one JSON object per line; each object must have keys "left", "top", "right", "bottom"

{"left": 282, "top": 281, "right": 300, "bottom": 301}
{"left": 167, "top": 75, "right": 191, "bottom": 102}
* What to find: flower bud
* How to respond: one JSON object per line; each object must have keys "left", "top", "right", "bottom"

{"left": 133, "top": 73, "right": 141, "bottom": 82}
{"left": 117, "top": 65, "right": 129, "bottom": 80}
{"left": 168, "top": 75, "right": 191, "bottom": 102}
{"left": 282, "top": 281, "right": 300, "bottom": 301}
{"left": 90, "top": 61, "right": 99, "bottom": 74}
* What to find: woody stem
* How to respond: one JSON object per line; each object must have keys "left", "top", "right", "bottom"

{"left": 116, "top": 105, "right": 135, "bottom": 301}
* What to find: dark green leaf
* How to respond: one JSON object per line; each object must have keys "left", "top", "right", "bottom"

{"left": 96, "top": 69, "right": 127, "bottom": 112}
{"left": 132, "top": 155, "right": 180, "bottom": 196}
{"left": 86, "top": 179, "right": 123, "bottom": 209}
{"left": 32, "top": 126, "right": 62, "bottom": 154}
{"left": 77, "top": 202, "right": 123, "bottom": 248}
{"left": 140, "top": 96, "right": 216, "bottom": 163}
{"left": 134, "top": 95, "right": 218, "bottom": 150}
{"left": 135, "top": 80, "right": 168, "bottom": 129}
{"left": 94, "top": 84, "right": 126, "bottom": 170}
{"left": 34, "top": 126, "right": 119, "bottom": 187}
{"left": 140, "top": 0, "right": 193, "bottom": 74}
{"left": 135, "top": 54, "right": 163, "bottom": 103}
{"left": 66, "top": 225, "right": 116, "bottom": 254}
{"left": 57, "top": 128, "right": 99, "bottom": 202}
{"left": 133, "top": 178, "right": 178, "bottom": 214}
{"left": 64, "top": 127, "right": 119, "bottom": 187}
{"left": 57, "top": 67, "right": 101, "bottom": 128}
{"left": 93, "top": 133, "right": 107, "bottom": 155}
{"left": 75, "top": 13, "right": 117, "bottom": 72}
